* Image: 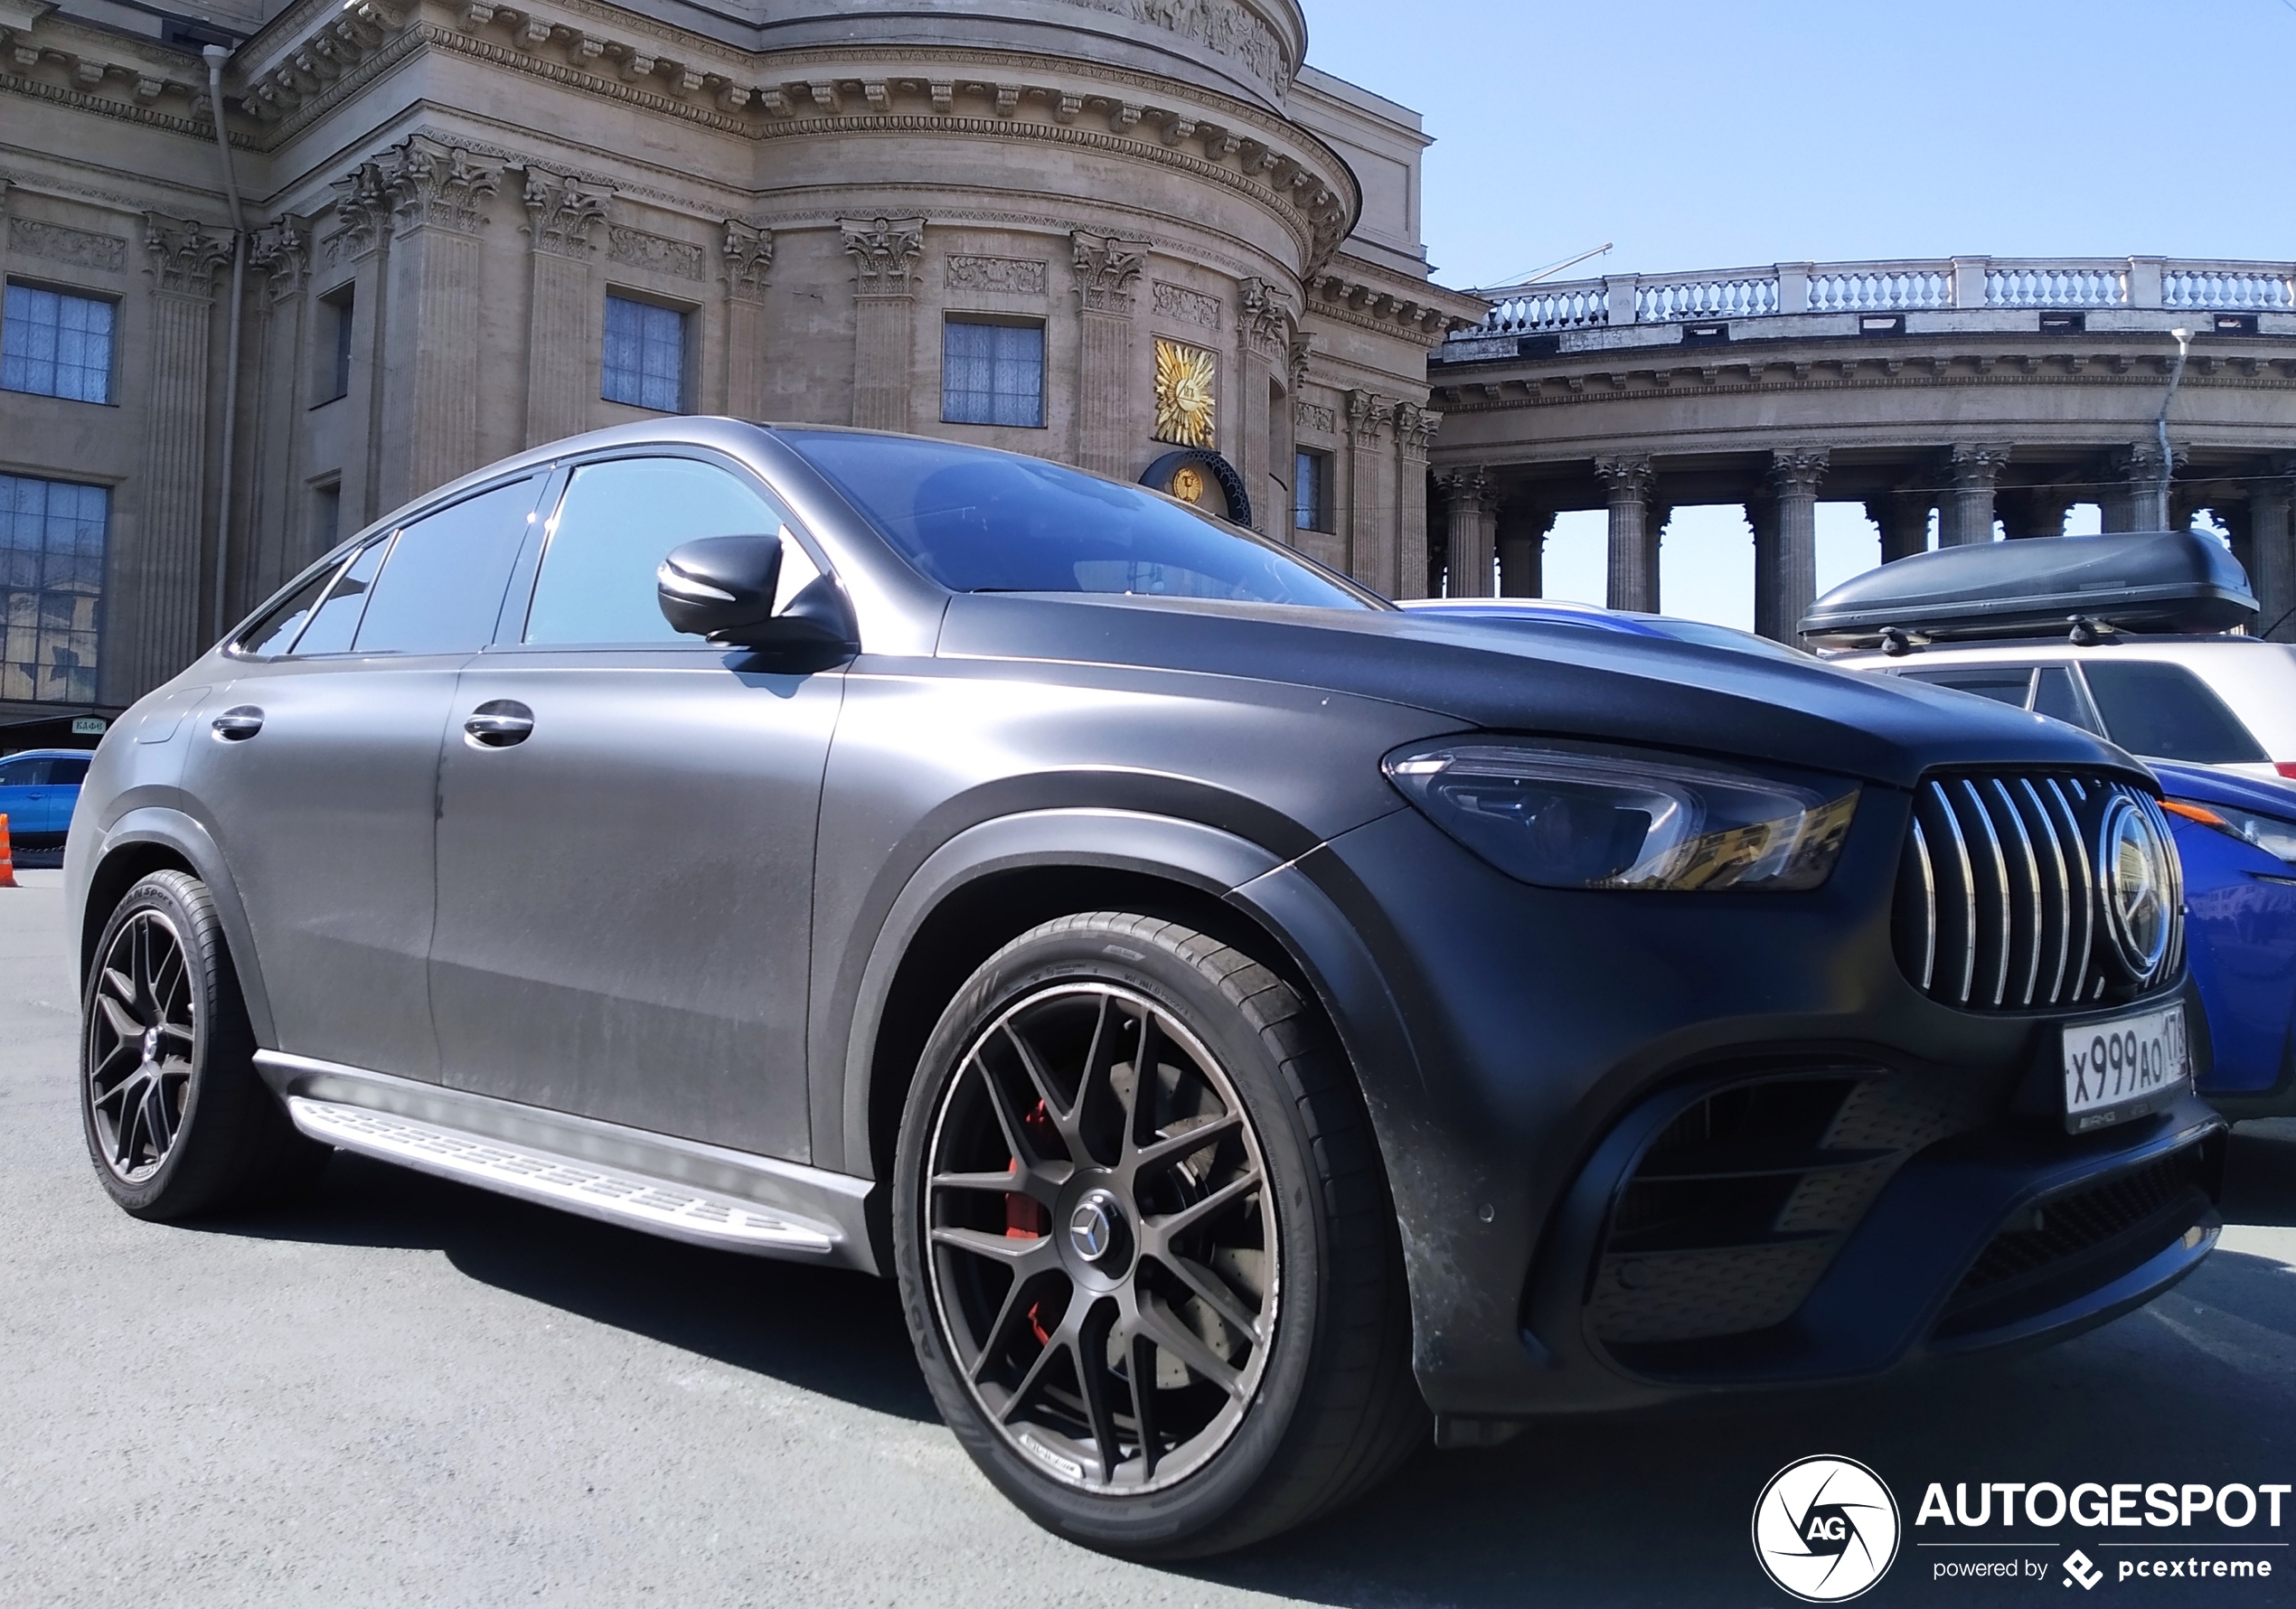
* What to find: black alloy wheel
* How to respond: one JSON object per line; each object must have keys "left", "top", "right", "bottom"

{"left": 894, "top": 912, "right": 1426, "bottom": 1558}
{"left": 80, "top": 870, "right": 328, "bottom": 1219}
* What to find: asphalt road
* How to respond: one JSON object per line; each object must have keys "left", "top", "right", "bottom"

{"left": 4, "top": 868, "right": 2294, "bottom": 1608}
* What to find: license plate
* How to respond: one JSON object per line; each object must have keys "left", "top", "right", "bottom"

{"left": 2063, "top": 1003, "right": 2190, "bottom": 1133}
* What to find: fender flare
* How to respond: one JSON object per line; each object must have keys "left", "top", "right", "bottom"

{"left": 81, "top": 807, "right": 277, "bottom": 1046}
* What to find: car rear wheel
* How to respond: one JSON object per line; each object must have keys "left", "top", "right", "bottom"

{"left": 892, "top": 912, "right": 1426, "bottom": 1557}
{"left": 80, "top": 870, "right": 328, "bottom": 1219}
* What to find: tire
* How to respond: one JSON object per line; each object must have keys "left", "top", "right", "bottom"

{"left": 893, "top": 913, "right": 1426, "bottom": 1558}
{"left": 80, "top": 870, "right": 329, "bottom": 1219}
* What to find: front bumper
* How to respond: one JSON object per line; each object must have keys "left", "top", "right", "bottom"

{"left": 1289, "top": 792, "right": 2225, "bottom": 1426}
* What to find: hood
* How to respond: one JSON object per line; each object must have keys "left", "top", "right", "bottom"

{"left": 935, "top": 593, "right": 2142, "bottom": 790}
{"left": 2147, "top": 758, "right": 2296, "bottom": 817}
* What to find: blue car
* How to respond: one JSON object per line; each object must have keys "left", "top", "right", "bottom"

{"left": 1405, "top": 599, "right": 2296, "bottom": 1119}
{"left": 0, "top": 747, "right": 92, "bottom": 849}
{"left": 2150, "top": 760, "right": 2296, "bottom": 1118}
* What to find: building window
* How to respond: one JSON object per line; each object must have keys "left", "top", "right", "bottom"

{"left": 1294, "top": 448, "right": 1331, "bottom": 532}
{"left": 2, "top": 283, "right": 114, "bottom": 404}
{"left": 317, "top": 285, "right": 353, "bottom": 403}
{"left": 942, "top": 316, "right": 1045, "bottom": 428}
{"left": 0, "top": 474, "right": 108, "bottom": 703}
{"left": 314, "top": 483, "right": 342, "bottom": 551}
{"left": 602, "top": 294, "right": 686, "bottom": 412}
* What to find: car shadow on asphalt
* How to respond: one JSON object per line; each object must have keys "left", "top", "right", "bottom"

{"left": 198, "top": 1129, "right": 2296, "bottom": 1606}
{"left": 202, "top": 1151, "right": 943, "bottom": 1425}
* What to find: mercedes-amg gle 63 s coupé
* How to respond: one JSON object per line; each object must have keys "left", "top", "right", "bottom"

{"left": 69, "top": 420, "right": 2224, "bottom": 1557}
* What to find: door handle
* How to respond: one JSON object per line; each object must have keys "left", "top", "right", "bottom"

{"left": 211, "top": 707, "right": 264, "bottom": 740}
{"left": 464, "top": 701, "right": 534, "bottom": 748}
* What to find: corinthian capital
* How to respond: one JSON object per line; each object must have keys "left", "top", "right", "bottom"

{"left": 842, "top": 216, "right": 924, "bottom": 295}
{"left": 722, "top": 220, "right": 775, "bottom": 300}
{"left": 520, "top": 168, "right": 611, "bottom": 258}
{"left": 1071, "top": 229, "right": 1149, "bottom": 315}
{"left": 1595, "top": 451, "right": 1656, "bottom": 503}
{"left": 142, "top": 212, "right": 234, "bottom": 298}
{"left": 249, "top": 218, "right": 311, "bottom": 300}
{"left": 329, "top": 158, "right": 392, "bottom": 258}
{"left": 1237, "top": 273, "right": 1292, "bottom": 358}
{"left": 1766, "top": 446, "right": 1830, "bottom": 498}
{"left": 1948, "top": 442, "right": 2012, "bottom": 489}
{"left": 383, "top": 137, "right": 500, "bottom": 236}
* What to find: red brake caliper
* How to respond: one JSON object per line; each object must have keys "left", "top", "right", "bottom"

{"left": 1005, "top": 1098, "right": 1058, "bottom": 1343}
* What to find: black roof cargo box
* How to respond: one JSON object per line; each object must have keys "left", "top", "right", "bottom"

{"left": 1799, "top": 529, "right": 2257, "bottom": 649}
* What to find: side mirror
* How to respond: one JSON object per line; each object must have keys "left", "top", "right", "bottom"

{"left": 656, "top": 533, "right": 859, "bottom": 661}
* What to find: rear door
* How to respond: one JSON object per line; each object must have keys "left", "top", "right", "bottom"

{"left": 428, "top": 452, "right": 842, "bottom": 1159}
{"left": 0, "top": 754, "right": 50, "bottom": 837}
{"left": 183, "top": 475, "right": 542, "bottom": 1080}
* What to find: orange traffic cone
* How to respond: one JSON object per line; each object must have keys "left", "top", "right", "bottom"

{"left": 0, "top": 814, "right": 16, "bottom": 889}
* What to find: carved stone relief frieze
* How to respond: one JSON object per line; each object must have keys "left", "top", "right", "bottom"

{"left": 722, "top": 220, "right": 775, "bottom": 299}
{"left": 1072, "top": 230, "right": 1149, "bottom": 315}
{"left": 607, "top": 224, "right": 704, "bottom": 280}
{"left": 521, "top": 169, "right": 611, "bottom": 258}
{"left": 7, "top": 217, "right": 127, "bottom": 274}
{"left": 841, "top": 216, "right": 925, "bottom": 295}
{"left": 141, "top": 212, "right": 233, "bottom": 296}
{"left": 1151, "top": 279, "right": 1222, "bottom": 329}
{"left": 1064, "top": 0, "right": 1293, "bottom": 96}
{"left": 946, "top": 255, "right": 1047, "bottom": 296}
{"left": 1293, "top": 399, "right": 1335, "bottom": 436}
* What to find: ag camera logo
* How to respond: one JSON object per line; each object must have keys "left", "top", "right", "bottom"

{"left": 1754, "top": 1455, "right": 1902, "bottom": 1602}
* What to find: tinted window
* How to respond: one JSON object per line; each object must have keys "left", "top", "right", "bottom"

{"left": 2031, "top": 665, "right": 2100, "bottom": 733}
{"left": 351, "top": 478, "right": 537, "bottom": 654}
{"left": 523, "top": 457, "right": 807, "bottom": 645}
{"left": 49, "top": 756, "right": 88, "bottom": 784}
{"left": 237, "top": 561, "right": 343, "bottom": 657}
{"left": 782, "top": 431, "right": 1374, "bottom": 608}
{"left": 290, "top": 538, "right": 389, "bottom": 655}
{"left": 0, "top": 757, "right": 42, "bottom": 785}
{"left": 1898, "top": 666, "right": 2035, "bottom": 707}
{"left": 2081, "top": 660, "right": 2268, "bottom": 763}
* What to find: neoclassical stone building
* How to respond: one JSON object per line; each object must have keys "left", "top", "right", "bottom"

{"left": 0, "top": 0, "right": 1482, "bottom": 720}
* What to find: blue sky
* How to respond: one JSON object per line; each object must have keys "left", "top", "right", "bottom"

{"left": 1300, "top": 0, "right": 2291, "bottom": 625}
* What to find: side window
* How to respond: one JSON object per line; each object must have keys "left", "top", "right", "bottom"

{"left": 350, "top": 478, "right": 538, "bottom": 654}
{"left": 522, "top": 457, "right": 816, "bottom": 646}
{"left": 289, "top": 538, "right": 391, "bottom": 655}
{"left": 1898, "top": 666, "right": 2035, "bottom": 708}
{"left": 2079, "top": 661, "right": 2268, "bottom": 763}
{"left": 49, "top": 756, "right": 89, "bottom": 785}
{"left": 236, "top": 560, "right": 344, "bottom": 657}
{"left": 0, "top": 757, "right": 42, "bottom": 786}
{"left": 2031, "top": 665, "right": 2102, "bottom": 734}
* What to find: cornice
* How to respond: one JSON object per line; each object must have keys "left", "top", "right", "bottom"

{"left": 0, "top": 66, "right": 257, "bottom": 148}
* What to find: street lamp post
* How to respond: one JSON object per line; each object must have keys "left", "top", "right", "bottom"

{"left": 2156, "top": 326, "right": 2192, "bottom": 531}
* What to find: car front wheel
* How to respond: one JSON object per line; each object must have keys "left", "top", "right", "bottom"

{"left": 893, "top": 912, "right": 1425, "bottom": 1557}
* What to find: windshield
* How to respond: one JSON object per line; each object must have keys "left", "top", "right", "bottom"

{"left": 779, "top": 431, "right": 1378, "bottom": 609}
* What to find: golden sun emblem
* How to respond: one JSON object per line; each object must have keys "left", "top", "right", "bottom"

{"left": 1153, "top": 339, "right": 1217, "bottom": 449}
{"left": 1169, "top": 464, "right": 1207, "bottom": 503}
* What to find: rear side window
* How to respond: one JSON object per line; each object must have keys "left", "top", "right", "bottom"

{"left": 1899, "top": 666, "right": 2035, "bottom": 707}
{"left": 0, "top": 757, "right": 43, "bottom": 785}
{"left": 2032, "top": 665, "right": 2101, "bottom": 734}
{"left": 49, "top": 756, "right": 89, "bottom": 784}
{"left": 2081, "top": 661, "right": 2267, "bottom": 763}
{"left": 522, "top": 456, "right": 809, "bottom": 646}
{"left": 236, "top": 561, "right": 343, "bottom": 657}
{"left": 351, "top": 478, "right": 538, "bottom": 654}
{"left": 288, "top": 538, "right": 390, "bottom": 655}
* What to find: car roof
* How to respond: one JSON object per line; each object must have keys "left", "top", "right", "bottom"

{"left": 0, "top": 748, "right": 93, "bottom": 761}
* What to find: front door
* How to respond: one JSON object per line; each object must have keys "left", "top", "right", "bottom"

{"left": 183, "top": 475, "right": 542, "bottom": 1081}
{"left": 428, "top": 453, "right": 841, "bottom": 1161}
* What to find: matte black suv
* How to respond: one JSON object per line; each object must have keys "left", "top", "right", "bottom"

{"left": 68, "top": 420, "right": 2223, "bottom": 1557}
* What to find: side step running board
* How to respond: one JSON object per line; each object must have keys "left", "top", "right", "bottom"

{"left": 287, "top": 1098, "right": 836, "bottom": 1256}
{"left": 255, "top": 1050, "right": 878, "bottom": 1270}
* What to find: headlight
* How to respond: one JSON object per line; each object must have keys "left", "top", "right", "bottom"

{"left": 1382, "top": 741, "right": 1859, "bottom": 892}
{"left": 2161, "top": 797, "right": 2296, "bottom": 865}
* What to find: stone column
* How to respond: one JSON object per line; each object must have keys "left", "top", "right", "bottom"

{"left": 2252, "top": 461, "right": 2296, "bottom": 642}
{"left": 1940, "top": 444, "right": 2010, "bottom": 546}
{"left": 1755, "top": 447, "right": 1829, "bottom": 641}
{"left": 326, "top": 158, "right": 393, "bottom": 528}
{"left": 1595, "top": 453, "right": 1657, "bottom": 612}
{"left": 2103, "top": 442, "right": 2178, "bottom": 532}
{"left": 1497, "top": 502, "right": 1552, "bottom": 597}
{"left": 721, "top": 221, "right": 775, "bottom": 421}
{"left": 1866, "top": 489, "right": 1934, "bottom": 564}
{"left": 244, "top": 220, "right": 311, "bottom": 608}
{"left": 1441, "top": 466, "right": 1497, "bottom": 597}
{"left": 1395, "top": 405, "right": 1436, "bottom": 598}
{"left": 119, "top": 212, "right": 232, "bottom": 698}
{"left": 1998, "top": 485, "right": 2075, "bottom": 541}
{"left": 1345, "top": 390, "right": 1397, "bottom": 594}
{"left": 519, "top": 168, "right": 609, "bottom": 448}
{"left": 376, "top": 138, "right": 500, "bottom": 509}
{"left": 1070, "top": 231, "right": 1148, "bottom": 477}
{"left": 1237, "top": 277, "right": 1292, "bottom": 535}
{"left": 844, "top": 217, "right": 925, "bottom": 435}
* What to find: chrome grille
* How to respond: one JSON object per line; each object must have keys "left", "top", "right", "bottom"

{"left": 1896, "top": 773, "right": 2184, "bottom": 1011}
